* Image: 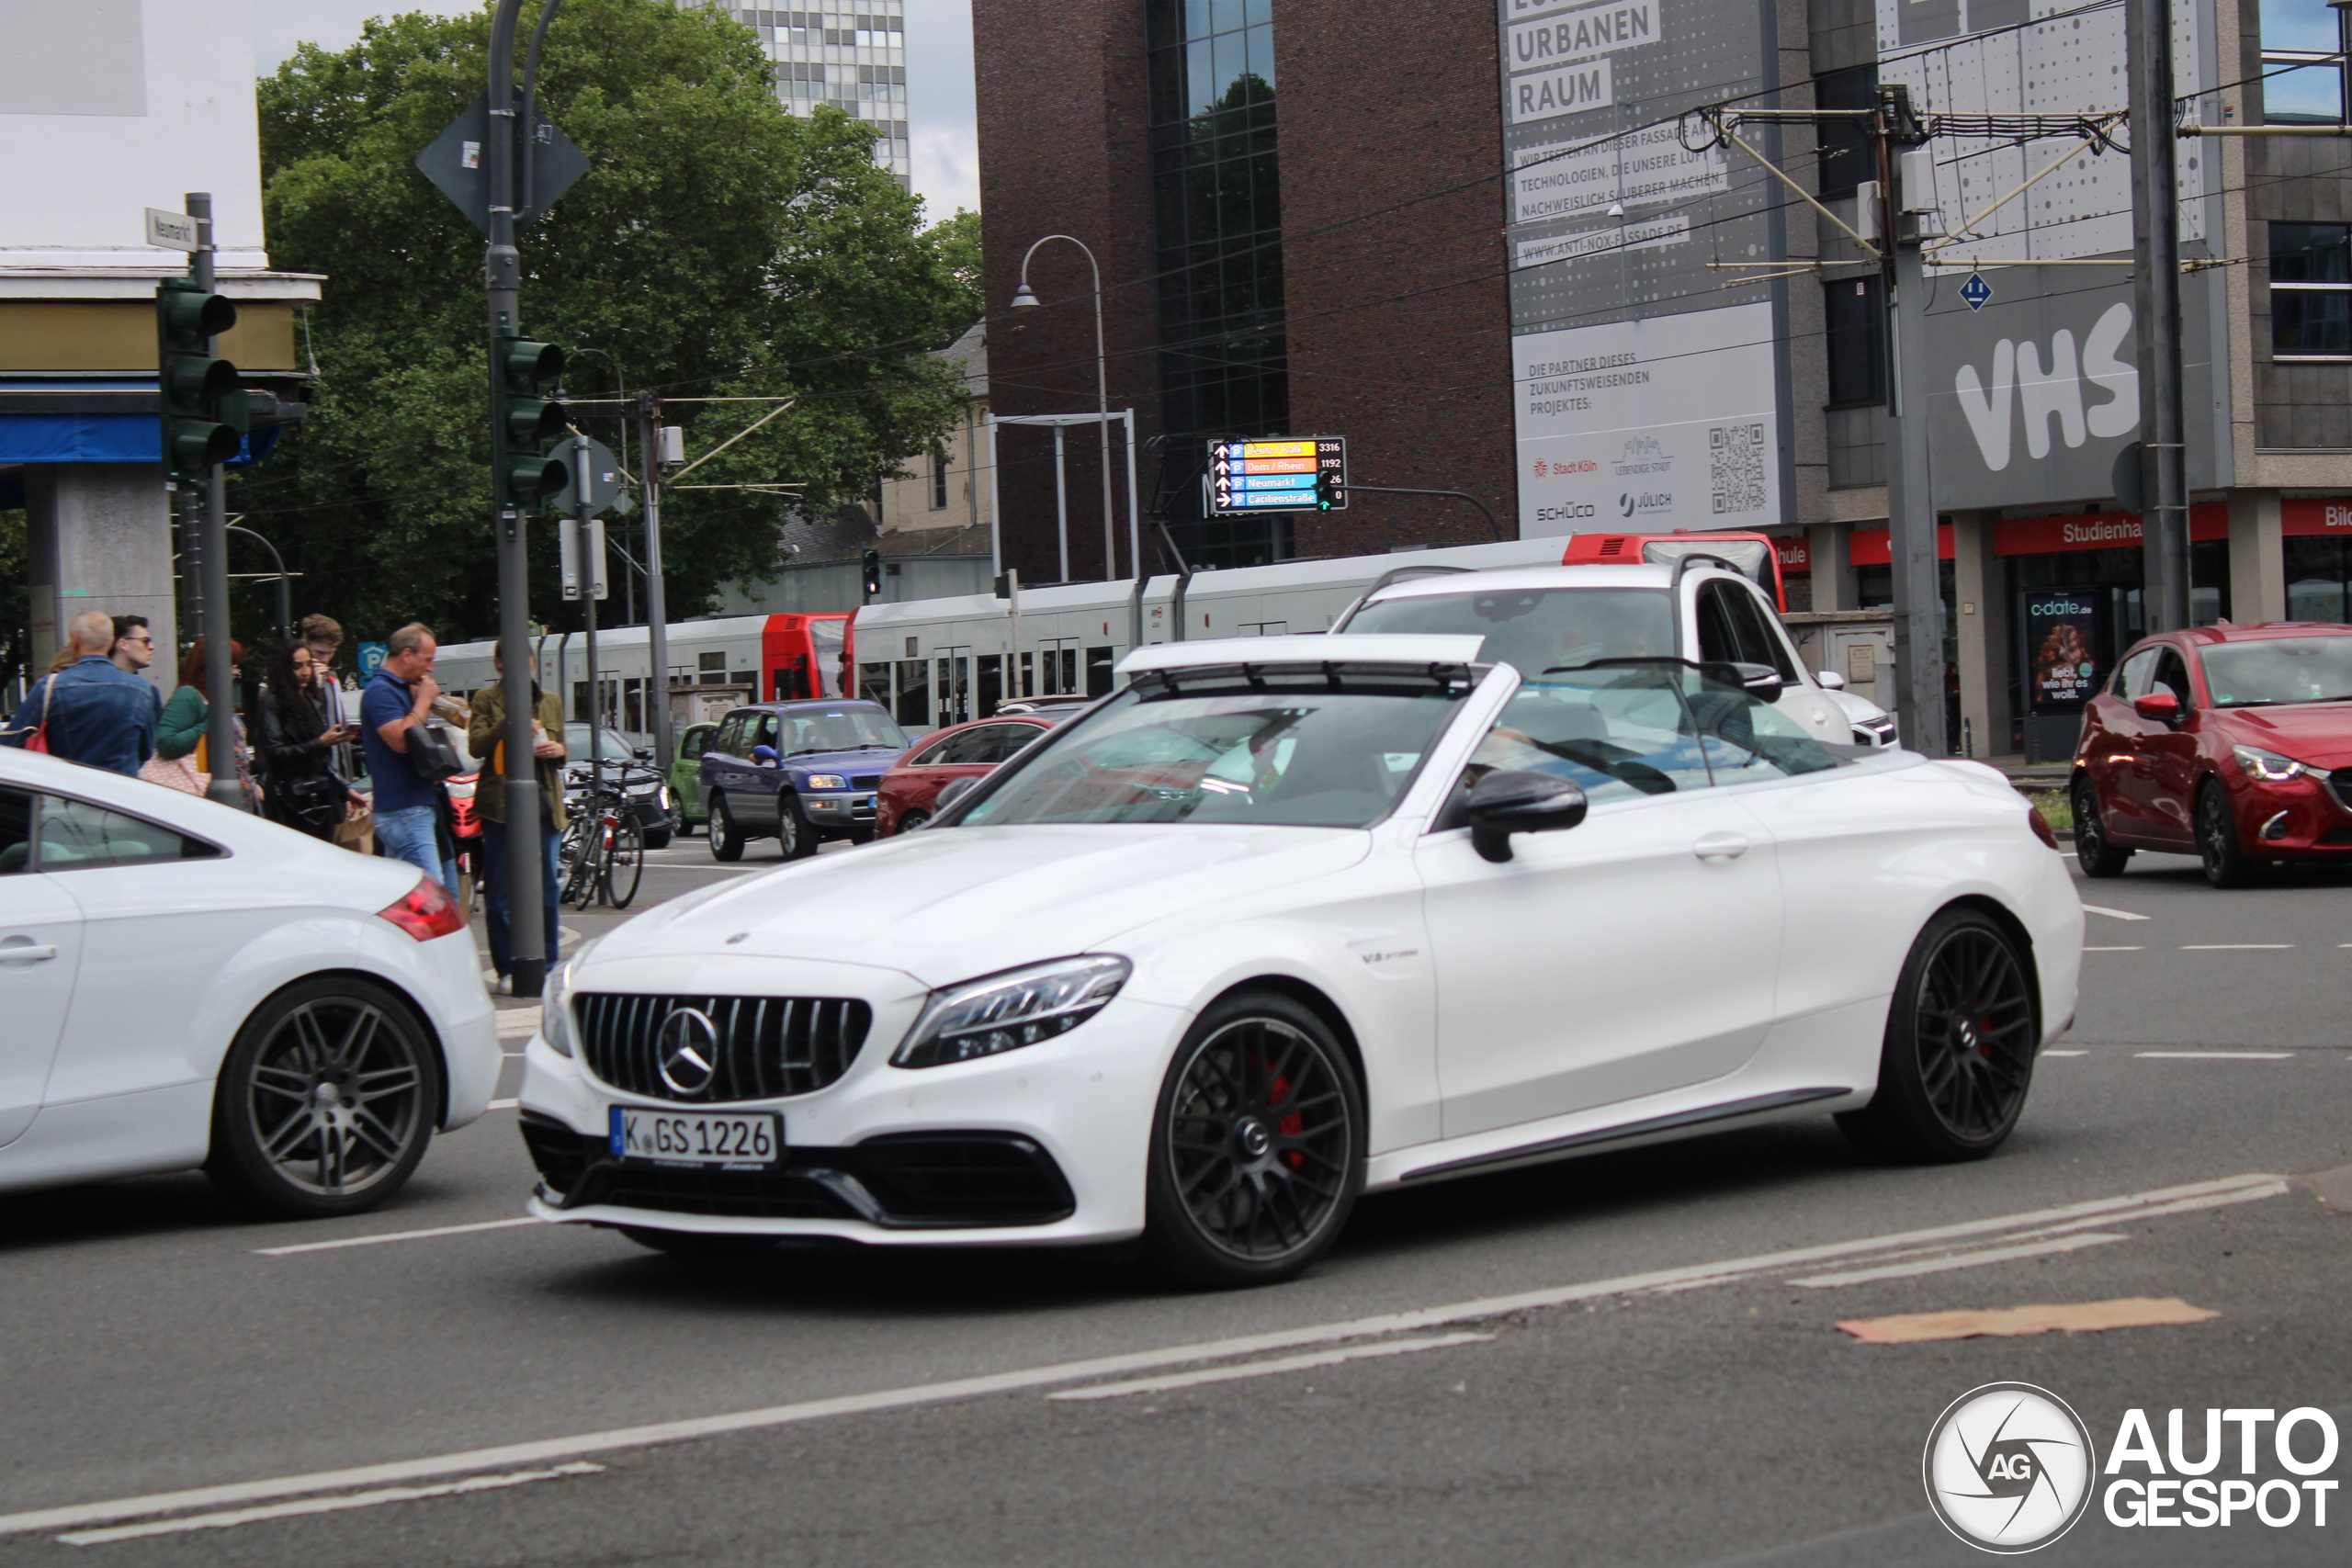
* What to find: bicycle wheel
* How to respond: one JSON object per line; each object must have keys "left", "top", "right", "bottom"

{"left": 559, "top": 818, "right": 597, "bottom": 910}
{"left": 602, "top": 814, "right": 644, "bottom": 908}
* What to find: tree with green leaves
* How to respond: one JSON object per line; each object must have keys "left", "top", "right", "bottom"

{"left": 248, "top": 0, "right": 980, "bottom": 652}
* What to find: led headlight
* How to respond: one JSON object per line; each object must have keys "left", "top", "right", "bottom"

{"left": 804, "top": 773, "right": 849, "bottom": 791}
{"left": 2234, "top": 744, "right": 2314, "bottom": 783}
{"left": 893, "top": 955, "right": 1131, "bottom": 1069}
{"left": 539, "top": 956, "right": 580, "bottom": 1057}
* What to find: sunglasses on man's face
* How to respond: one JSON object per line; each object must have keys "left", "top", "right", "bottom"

{"left": 120, "top": 637, "right": 154, "bottom": 647}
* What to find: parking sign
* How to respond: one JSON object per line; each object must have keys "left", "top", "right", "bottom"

{"left": 357, "top": 641, "right": 388, "bottom": 680}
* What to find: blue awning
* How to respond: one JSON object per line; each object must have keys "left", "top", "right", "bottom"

{"left": 0, "top": 414, "right": 281, "bottom": 467}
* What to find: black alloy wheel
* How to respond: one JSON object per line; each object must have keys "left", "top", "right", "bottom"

{"left": 708, "top": 795, "right": 744, "bottom": 863}
{"left": 2072, "top": 778, "right": 2131, "bottom": 877}
{"left": 208, "top": 977, "right": 442, "bottom": 1217}
{"left": 1838, "top": 908, "right": 2037, "bottom": 1163}
{"left": 776, "top": 795, "right": 820, "bottom": 861}
{"left": 1145, "top": 989, "right": 1363, "bottom": 1288}
{"left": 2198, "top": 780, "right": 2261, "bottom": 888}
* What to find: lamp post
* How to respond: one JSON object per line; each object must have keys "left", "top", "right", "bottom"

{"left": 1010, "top": 235, "right": 1115, "bottom": 581}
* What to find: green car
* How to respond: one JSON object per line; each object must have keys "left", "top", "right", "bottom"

{"left": 668, "top": 720, "right": 718, "bottom": 834}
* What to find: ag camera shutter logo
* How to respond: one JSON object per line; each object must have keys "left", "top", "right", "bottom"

{"left": 1923, "top": 1382, "right": 2095, "bottom": 1552}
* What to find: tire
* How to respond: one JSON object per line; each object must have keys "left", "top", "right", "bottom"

{"left": 603, "top": 815, "right": 644, "bottom": 908}
{"left": 2072, "top": 779, "right": 2132, "bottom": 878}
{"left": 642, "top": 822, "right": 673, "bottom": 852}
{"left": 898, "top": 811, "right": 930, "bottom": 835}
{"left": 620, "top": 1226, "right": 777, "bottom": 1260}
{"left": 1143, "top": 989, "right": 1364, "bottom": 1289}
{"left": 2198, "top": 780, "right": 2261, "bottom": 889}
{"left": 207, "top": 976, "right": 443, "bottom": 1218}
{"left": 708, "top": 795, "right": 743, "bottom": 863}
{"left": 1837, "top": 907, "right": 2038, "bottom": 1164}
{"left": 776, "top": 795, "right": 820, "bottom": 861}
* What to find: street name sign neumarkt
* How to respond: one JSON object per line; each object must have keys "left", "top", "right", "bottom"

{"left": 415, "top": 92, "right": 589, "bottom": 234}
{"left": 1210, "top": 436, "right": 1348, "bottom": 514}
{"left": 144, "top": 208, "right": 199, "bottom": 253}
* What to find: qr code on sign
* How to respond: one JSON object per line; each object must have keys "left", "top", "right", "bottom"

{"left": 1709, "top": 423, "right": 1767, "bottom": 515}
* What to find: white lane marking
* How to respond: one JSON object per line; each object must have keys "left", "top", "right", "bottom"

{"left": 2134, "top": 1051, "right": 2295, "bottom": 1060}
{"left": 2084, "top": 947, "right": 2144, "bottom": 953}
{"left": 56, "top": 1464, "right": 604, "bottom": 1547}
{"left": 254, "top": 1219, "right": 538, "bottom": 1257}
{"left": 2179, "top": 944, "right": 2292, "bottom": 951}
{"left": 2042, "top": 1049, "right": 2089, "bottom": 1056}
{"left": 2080, "top": 904, "right": 2150, "bottom": 921}
{"left": 487, "top": 1099, "right": 518, "bottom": 1111}
{"left": 9, "top": 1171, "right": 2282, "bottom": 1540}
{"left": 495, "top": 1005, "right": 543, "bottom": 1039}
{"left": 1047, "top": 1333, "right": 1494, "bottom": 1402}
{"left": 2002, "top": 1182, "right": 2290, "bottom": 1240}
{"left": 1787, "top": 1233, "right": 2132, "bottom": 1288}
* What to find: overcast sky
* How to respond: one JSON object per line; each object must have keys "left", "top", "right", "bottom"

{"left": 249, "top": 1, "right": 980, "bottom": 219}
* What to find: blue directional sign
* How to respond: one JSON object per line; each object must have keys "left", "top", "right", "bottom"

{"left": 1209, "top": 436, "right": 1346, "bottom": 515}
{"left": 1960, "top": 273, "right": 1993, "bottom": 311}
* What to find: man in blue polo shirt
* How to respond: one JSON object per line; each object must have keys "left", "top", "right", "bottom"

{"left": 360, "top": 622, "right": 458, "bottom": 892}
{"left": 2, "top": 610, "right": 158, "bottom": 776}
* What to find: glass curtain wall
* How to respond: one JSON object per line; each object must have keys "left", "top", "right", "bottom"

{"left": 1146, "top": 0, "right": 1291, "bottom": 567}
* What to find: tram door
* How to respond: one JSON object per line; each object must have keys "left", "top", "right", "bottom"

{"left": 933, "top": 646, "right": 972, "bottom": 728}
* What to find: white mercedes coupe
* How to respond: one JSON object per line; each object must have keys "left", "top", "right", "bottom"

{"left": 518, "top": 636, "right": 2082, "bottom": 1286}
{"left": 1, "top": 747, "right": 501, "bottom": 1215}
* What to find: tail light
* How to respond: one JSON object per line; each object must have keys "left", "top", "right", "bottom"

{"left": 2027, "top": 806, "right": 2061, "bottom": 851}
{"left": 377, "top": 874, "right": 466, "bottom": 940}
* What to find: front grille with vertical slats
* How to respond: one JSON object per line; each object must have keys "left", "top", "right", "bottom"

{"left": 575, "top": 993, "right": 872, "bottom": 1102}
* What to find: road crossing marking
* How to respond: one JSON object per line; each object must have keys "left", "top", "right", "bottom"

{"left": 2179, "top": 944, "right": 2292, "bottom": 951}
{"left": 2042, "top": 1049, "right": 2089, "bottom": 1056}
{"left": 2080, "top": 904, "right": 2150, "bottom": 920}
{"left": 1786, "top": 1233, "right": 2131, "bottom": 1289}
{"left": 54, "top": 1464, "right": 604, "bottom": 1546}
{"left": 2083, "top": 946, "right": 2143, "bottom": 952}
{"left": 2133, "top": 1050, "right": 2295, "bottom": 1060}
{"left": 254, "top": 1218, "right": 538, "bottom": 1257}
{"left": 1047, "top": 1333, "right": 1495, "bottom": 1401}
{"left": 9, "top": 1171, "right": 2281, "bottom": 1540}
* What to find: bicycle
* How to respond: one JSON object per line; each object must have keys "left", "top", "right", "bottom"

{"left": 559, "top": 765, "right": 644, "bottom": 910}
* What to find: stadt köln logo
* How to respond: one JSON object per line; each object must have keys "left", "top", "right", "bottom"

{"left": 1923, "top": 1383, "right": 2096, "bottom": 1552}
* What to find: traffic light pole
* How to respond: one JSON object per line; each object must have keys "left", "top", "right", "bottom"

{"left": 187, "top": 192, "right": 244, "bottom": 809}
{"left": 635, "top": 391, "right": 673, "bottom": 769}
{"left": 486, "top": 0, "right": 547, "bottom": 996}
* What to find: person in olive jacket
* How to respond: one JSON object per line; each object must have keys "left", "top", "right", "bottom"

{"left": 468, "top": 649, "right": 569, "bottom": 994}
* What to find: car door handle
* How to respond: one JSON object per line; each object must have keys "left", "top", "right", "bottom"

{"left": 1692, "top": 832, "right": 1750, "bottom": 863}
{"left": 0, "top": 943, "right": 59, "bottom": 963}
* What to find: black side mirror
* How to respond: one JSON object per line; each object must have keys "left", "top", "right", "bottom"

{"left": 933, "top": 775, "right": 979, "bottom": 816}
{"left": 1701, "top": 660, "right": 1784, "bottom": 704}
{"left": 1466, "top": 770, "right": 1589, "bottom": 863}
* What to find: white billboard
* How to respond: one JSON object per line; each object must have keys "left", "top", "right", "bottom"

{"left": 1515, "top": 300, "right": 1781, "bottom": 536}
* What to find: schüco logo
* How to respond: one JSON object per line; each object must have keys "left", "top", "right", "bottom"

{"left": 1926, "top": 1386, "right": 2343, "bottom": 1554}
{"left": 1535, "top": 502, "right": 1598, "bottom": 523}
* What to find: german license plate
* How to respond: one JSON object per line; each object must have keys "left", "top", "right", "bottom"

{"left": 609, "top": 1106, "right": 782, "bottom": 1168}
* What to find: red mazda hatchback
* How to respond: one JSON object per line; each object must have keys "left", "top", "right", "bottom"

{"left": 874, "top": 713, "right": 1063, "bottom": 836}
{"left": 2073, "top": 623, "right": 2352, "bottom": 886}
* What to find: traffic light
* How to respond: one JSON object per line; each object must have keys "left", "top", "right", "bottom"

{"left": 492, "top": 332, "right": 571, "bottom": 505}
{"left": 1314, "top": 469, "right": 1340, "bottom": 511}
{"left": 862, "top": 548, "right": 883, "bottom": 601}
{"left": 155, "top": 279, "right": 246, "bottom": 479}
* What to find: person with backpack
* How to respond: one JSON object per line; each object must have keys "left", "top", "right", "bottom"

{"left": 360, "top": 622, "right": 460, "bottom": 893}
{"left": 467, "top": 645, "right": 569, "bottom": 993}
{"left": 2, "top": 610, "right": 158, "bottom": 776}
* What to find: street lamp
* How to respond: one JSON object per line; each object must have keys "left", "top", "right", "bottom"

{"left": 1011, "top": 236, "right": 1115, "bottom": 583}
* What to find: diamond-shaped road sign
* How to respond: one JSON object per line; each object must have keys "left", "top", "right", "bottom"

{"left": 1959, "top": 272, "right": 1993, "bottom": 311}
{"left": 416, "top": 92, "right": 588, "bottom": 234}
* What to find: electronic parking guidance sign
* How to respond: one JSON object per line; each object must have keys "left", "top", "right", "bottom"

{"left": 1210, "top": 437, "right": 1346, "bottom": 515}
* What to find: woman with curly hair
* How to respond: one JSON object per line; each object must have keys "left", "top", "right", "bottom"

{"left": 255, "top": 638, "right": 363, "bottom": 840}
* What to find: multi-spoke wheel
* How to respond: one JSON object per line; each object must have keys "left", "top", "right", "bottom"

{"left": 1144, "top": 989, "right": 1363, "bottom": 1287}
{"left": 1838, "top": 908, "right": 2037, "bottom": 1163}
{"left": 708, "top": 795, "right": 743, "bottom": 863}
{"left": 2071, "top": 778, "right": 2131, "bottom": 878}
{"left": 602, "top": 815, "right": 643, "bottom": 908}
{"left": 208, "top": 977, "right": 442, "bottom": 1217}
{"left": 776, "top": 795, "right": 820, "bottom": 861}
{"left": 2198, "top": 781, "right": 2261, "bottom": 889}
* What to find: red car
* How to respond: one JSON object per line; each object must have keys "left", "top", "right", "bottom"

{"left": 874, "top": 713, "right": 1064, "bottom": 836}
{"left": 2073, "top": 623, "right": 2352, "bottom": 886}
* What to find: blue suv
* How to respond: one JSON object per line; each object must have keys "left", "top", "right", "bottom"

{"left": 699, "top": 700, "right": 912, "bottom": 862}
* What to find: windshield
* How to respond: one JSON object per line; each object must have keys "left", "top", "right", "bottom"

{"left": 957, "top": 674, "right": 1466, "bottom": 829}
{"left": 1347, "top": 588, "right": 1678, "bottom": 675}
{"left": 562, "top": 725, "right": 637, "bottom": 761}
{"left": 777, "top": 706, "right": 909, "bottom": 755}
{"left": 2201, "top": 637, "right": 2352, "bottom": 707}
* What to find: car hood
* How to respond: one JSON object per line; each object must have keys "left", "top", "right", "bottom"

{"left": 2213, "top": 705, "right": 2352, "bottom": 768}
{"left": 587, "top": 824, "right": 1374, "bottom": 986}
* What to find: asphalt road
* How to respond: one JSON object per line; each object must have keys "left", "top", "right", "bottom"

{"left": 1, "top": 834, "right": 2346, "bottom": 1566}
